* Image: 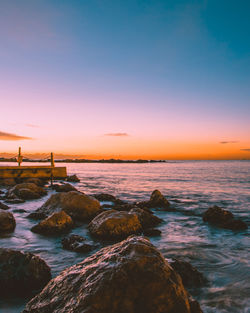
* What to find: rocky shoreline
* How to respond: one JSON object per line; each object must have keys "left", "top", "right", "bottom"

{"left": 0, "top": 175, "right": 248, "bottom": 313}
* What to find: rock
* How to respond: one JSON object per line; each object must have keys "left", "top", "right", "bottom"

{"left": 61, "top": 234, "right": 93, "bottom": 253}
{"left": 23, "top": 236, "right": 201, "bottom": 313}
{"left": 149, "top": 190, "right": 171, "bottom": 209}
{"left": 112, "top": 203, "right": 135, "bottom": 211}
{"left": 136, "top": 190, "right": 171, "bottom": 210}
{"left": 0, "top": 248, "right": 51, "bottom": 296}
{"left": 65, "top": 174, "right": 80, "bottom": 182}
{"left": 33, "top": 191, "right": 101, "bottom": 222}
{"left": 143, "top": 228, "right": 162, "bottom": 236}
{"left": 0, "top": 209, "right": 16, "bottom": 233}
{"left": 170, "top": 260, "right": 207, "bottom": 288}
{"left": 53, "top": 183, "right": 77, "bottom": 192}
{"left": 0, "top": 178, "right": 16, "bottom": 186}
{"left": 31, "top": 211, "right": 73, "bottom": 235}
{"left": 27, "top": 212, "right": 47, "bottom": 220}
{"left": 93, "top": 193, "right": 117, "bottom": 202}
{"left": 7, "top": 183, "right": 47, "bottom": 200}
{"left": 0, "top": 201, "right": 10, "bottom": 210}
{"left": 89, "top": 210, "right": 142, "bottom": 240}
{"left": 5, "top": 198, "right": 25, "bottom": 204}
{"left": 13, "top": 209, "right": 27, "bottom": 213}
{"left": 130, "top": 207, "right": 163, "bottom": 229}
{"left": 203, "top": 206, "right": 247, "bottom": 230}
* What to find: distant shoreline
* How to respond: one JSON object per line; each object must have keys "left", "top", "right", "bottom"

{"left": 0, "top": 158, "right": 166, "bottom": 164}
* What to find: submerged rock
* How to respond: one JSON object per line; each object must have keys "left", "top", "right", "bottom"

{"left": 65, "top": 174, "right": 80, "bottom": 182}
{"left": 31, "top": 211, "right": 73, "bottom": 235}
{"left": 0, "top": 248, "right": 51, "bottom": 296}
{"left": 61, "top": 234, "right": 93, "bottom": 253}
{"left": 6, "top": 183, "right": 47, "bottom": 200}
{"left": 89, "top": 210, "right": 142, "bottom": 240}
{"left": 0, "top": 209, "right": 16, "bottom": 233}
{"left": 170, "top": 260, "right": 207, "bottom": 288}
{"left": 31, "top": 191, "right": 101, "bottom": 222}
{"left": 23, "top": 236, "right": 201, "bottom": 313}
{"left": 203, "top": 206, "right": 247, "bottom": 230}
{"left": 0, "top": 201, "right": 10, "bottom": 210}
{"left": 53, "top": 183, "right": 77, "bottom": 193}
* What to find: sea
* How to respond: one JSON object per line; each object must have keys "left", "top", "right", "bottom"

{"left": 0, "top": 161, "right": 249, "bottom": 313}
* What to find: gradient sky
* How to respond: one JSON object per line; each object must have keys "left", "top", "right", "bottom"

{"left": 0, "top": 0, "right": 249, "bottom": 159}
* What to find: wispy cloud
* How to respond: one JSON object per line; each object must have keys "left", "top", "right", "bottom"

{"left": 0, "top": 131, "right": 32, "bottom": 141}
{"left": 240, "top": 148, "right": 250, "bottom": 152}
{"left": 104, "top": 133, "right": 130, "bottom": 137}
{"left": 25, "top": 124, "right": 39, "bottom": 128}
{"left": 220, "top": 141, "right": 239, "bottom": 144}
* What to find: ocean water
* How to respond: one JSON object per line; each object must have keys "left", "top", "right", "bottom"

{"left": 0, "top": 161, "right": 249, "bottom": 313}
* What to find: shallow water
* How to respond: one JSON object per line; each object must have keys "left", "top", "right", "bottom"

{"left": 0, "top": 161, "right": 249, "bottom": 313}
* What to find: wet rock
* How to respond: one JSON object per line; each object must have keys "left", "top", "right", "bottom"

{"left": 23, "top": 236, "right": 200, "bottom": 313}
{"left": 93, "top": 193, "right": 117, "bottom": 202}
{"left": 0, "top": 248, "right": 51, "bottom": 297}
{"left": 189, "top": 297, "right": 203, "bottom": 313}
{"left": 130, "top": 207, "right": 163, "bottom": 229}
{"left": 13, "top": 209, "right": 27, "bottom": 213}
{"left": 61, "top": 234, "right": 93, "bottom": 253}
{"left": 143, "top": 228, "right": 162, "bottom": 236}
{"left": 113, "top": 203, "right": 135, "bottom": 211}
{"left": 7, "top": 183, "right": 47, "bottom": 200}
{"left": 170, "top": 260, "right": 207, "bottom": 288}
{"left": 203, "top": 206, "right": 247, "bottom": 230}
{"left": 32, "top": 191, "right": 101, "bottom": 222}
{"left": 0, "top": 201, "right": 10, "bottom": 210}
{"left": 0, "top": 209, "right": 16, "bottom": 233}
{"left": 136, "top": 190, "right": 171, "bottom": 210}
{"left": 149, "top": 189, "right": 171, "bottom": 209}
{"left": 0, "top": 178, "right": 16, "bottom": 187}
{"left": 31, "top": 211, "right": 73, "bottom": 235}
{"left": 5, "top": 198, "right": 25, "bottom": 204}
{"left": 89, "top": 210, "right": 142, "bottom": 240}
{"left": 65, "top": 174, "right": 80, "bottom": 182}
{"left": 27, "top": 212, "right": 47, "bottom": 220}
{"left": 53, "top": 183, "right": 77, "bottom": 192}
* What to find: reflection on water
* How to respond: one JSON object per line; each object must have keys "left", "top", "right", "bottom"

{"left": 0, "top": 161, "right": 249, "bottom": 313}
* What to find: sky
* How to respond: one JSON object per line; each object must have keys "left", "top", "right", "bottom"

{"left": 0, "top": 0, "right": 249, "bottom": 159}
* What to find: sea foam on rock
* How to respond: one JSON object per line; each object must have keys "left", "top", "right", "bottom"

{"left": 23, "top": 236, "right": 202, "bottom": 313}
{"left": 203, "top": 205, "right": 247, "bottom": 230}
{"left": 29, "top": 191, "right": 101, "bottom": 222}
{"left": 0, "top": 248, "right": 51, "bottom": 296}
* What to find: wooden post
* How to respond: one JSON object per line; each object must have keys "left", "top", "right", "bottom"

{"left": 17, "top": 147, "right": 23, "bottom": 166}
{"left": 50, "top": 152, "right": 54, "bottom": 187}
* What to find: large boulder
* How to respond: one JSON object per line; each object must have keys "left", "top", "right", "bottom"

{"left": 0, "top": 248, "right": 51, "bottom": 296}
{"left": 0, "top": 209, "right": 16, "bottom": 233}
{"left": 89, "top": 210, "right": 142, "bottom": 240}
{"left": 170, "top": 260, "right": 207, "bottom": 288}
{"left": 31, "top": 211, "right": 73, "bottom": 235}
{"left": 31, "top": 191, "right": 101, "bottom": 222}
{"left": 23, "top": 236, "right": 201, "bottom": 313}
{"left": 203, "top": 206, "right": 247, "bottom": 230}
{"left": 7, "top": 183, "right": 47, "bottom": 200}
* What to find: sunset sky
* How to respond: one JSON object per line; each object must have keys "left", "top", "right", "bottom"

{"left": 0, "top": 0, "right": 249, "bottom": 159}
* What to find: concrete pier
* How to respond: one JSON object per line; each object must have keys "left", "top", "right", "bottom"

{"left": 0, "top": 166, "right": 67, "bottom": 179}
